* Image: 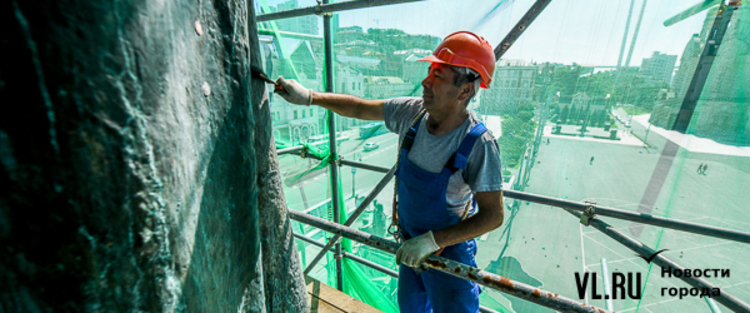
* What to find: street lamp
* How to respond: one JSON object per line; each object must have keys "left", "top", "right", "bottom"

{"left": 351, "top": 153, "right": 361, "bottom": 198}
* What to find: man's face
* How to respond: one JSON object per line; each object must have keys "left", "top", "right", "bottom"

{"left": 421, "top": 63, "right": 462, "bottom": 110}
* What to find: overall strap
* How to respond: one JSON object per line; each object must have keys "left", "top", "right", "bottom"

{"left": 448, "top": 122, "right": 487, "bottom": 224}
{"left": 401, "top": 112, "right": 425, "bottom": 152}
{"left": 445, "top": 122, "right": 487, "bottom": 173}
{"left": 390, "top": 109, "right": 427, "bottom": 242}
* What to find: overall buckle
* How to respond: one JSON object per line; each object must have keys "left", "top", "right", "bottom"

{"left": 387, "top": 224, "right": 402, "bottom": 243}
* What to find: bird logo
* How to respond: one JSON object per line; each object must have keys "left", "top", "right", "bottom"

{"left": 638, "top": 249, "right": 668, "bottom": 264}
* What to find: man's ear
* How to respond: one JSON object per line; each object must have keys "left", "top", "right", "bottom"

{"left": 457, "top": 82, "right": 474, "bottom": 102}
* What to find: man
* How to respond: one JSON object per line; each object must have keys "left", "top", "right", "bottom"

{"left": 275, "top": 31, "right": 504, "bottom": 313}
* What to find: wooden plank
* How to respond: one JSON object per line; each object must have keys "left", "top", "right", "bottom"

{"left": 305, "top": 276, "right": 383, "bottom": 313}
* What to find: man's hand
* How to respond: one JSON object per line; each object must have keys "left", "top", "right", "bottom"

{"left": 275, "top": 77, "right": 312, "bottom": 106}
{"left": 396, "top": 231, "right": 441, "bottom": 268}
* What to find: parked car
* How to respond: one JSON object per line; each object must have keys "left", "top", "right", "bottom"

{"left": 364, "top": 142, "right": 379, "bottom": 152}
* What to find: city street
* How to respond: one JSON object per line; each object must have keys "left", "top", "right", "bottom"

{"left": 278, "top": 130, "right": 399, "bottom": 216}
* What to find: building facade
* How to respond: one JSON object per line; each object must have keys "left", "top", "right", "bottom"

{"left": 275, "top": 0, "right": 319, "bottom": 35}
{"left": 479, "top": 60, "right": 537, "bottom": 115}
{"left": 363, "top": 76, "right": 414, "bottom": 99}
{"left": 639, "top": 51, "right": 678, "bottom": 84}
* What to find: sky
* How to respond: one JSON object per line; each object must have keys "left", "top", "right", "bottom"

{"left": 260, "top": 0, "right": 711, "bottom": 67}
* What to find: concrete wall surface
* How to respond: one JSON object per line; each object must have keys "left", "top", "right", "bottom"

{"left": 0, "top": 0, "right": 309, "bottom": 311}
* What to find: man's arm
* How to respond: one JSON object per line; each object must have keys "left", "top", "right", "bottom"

{"left": 275, "top": 77, "right": 384, "bottom": 121}
{"left": 432, "top": 190, "right": 504, "bottom": 248}
{"left": 312, "top": 91, "right": 385, "bottom": 121}
{"left": 396, "top": 190, "right": 504, "bottom": 267}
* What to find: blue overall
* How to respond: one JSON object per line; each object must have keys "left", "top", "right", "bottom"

{"left": 396, "top": 116, "right": 487, "bottom": 313}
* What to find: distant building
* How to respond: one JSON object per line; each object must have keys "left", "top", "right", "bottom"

{"left": 399, "top": 49, "right": 432, "bottom": 87}
{"left": 274, "top": 0, "right": 319, "bottom": 35}
{"left": 335, "top": 40, "right": 379, "bottom": 57}
{"left": 479, "top": 60, "right": 537, "bottom": 115}
{"left": 336, "top": 65, "right": 369, "bottom": 130}
{"left": 262, "top": 38, "right": 372, "bottom": 141}
{"left": 639, "top": 51, "right": 677, "bottom": 84}
{"left": 363, "top": 76, "right": 414, "bottom": 99}
{"left": 335, "top": 27, "right": 366, "bottom": 44}
{"left": 336, "top": 54, "right": 381, "bottom": 75}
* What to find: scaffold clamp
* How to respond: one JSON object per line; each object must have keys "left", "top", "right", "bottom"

{"left": 334, "top": 155, "right": 342, "bottom": 167}
{"left": 580, "top": 203, "right": 596, "bottom": 227}
{"left": 313, "top": 4, "right": 333, "bottom": 17}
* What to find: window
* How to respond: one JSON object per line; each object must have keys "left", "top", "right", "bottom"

{"left": 352, "top": 82, "right": 356, "bottom": 90}
{"left": 302, "top": 110, "right": 306, "bottom": 118}
{"left": 293, "top": 110, "right": 297, "bottom": 119}
{"left": 310, "top": 108, "right": 314, "bottom": 117}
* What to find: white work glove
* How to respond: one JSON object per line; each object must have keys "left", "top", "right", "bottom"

{"left": 275, "top": 77, "right": 313, "bottom": 106}
{"left": 396, "top": 230, "right": 441, "bottom": 268}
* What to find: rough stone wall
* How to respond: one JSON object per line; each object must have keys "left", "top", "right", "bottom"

{"left": 652, "top": 5, "right": 750, "bottom": 145}
{"left": 0, "top": 0, "right": 308, "bottom": 312}
{"left": 690, "top": 4, "right": 750, "bottom": 145}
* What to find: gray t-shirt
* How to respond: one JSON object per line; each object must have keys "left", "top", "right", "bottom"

{"left": 384, "top": 97, "right": 503, "bottom": 215}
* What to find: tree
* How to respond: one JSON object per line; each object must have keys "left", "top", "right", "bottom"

{"left": 498, "top": 102, "right": 537, "bottom": 168}
{"left": 560, "top": 105, "right": 570, "bottom": 124}
{"left": 550, "top": 64, "right": 581, "bottom": 96}
{"left": 570, "top": 106, "right": 580, "bottom": 125}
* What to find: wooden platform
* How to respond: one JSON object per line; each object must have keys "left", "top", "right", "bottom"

{"left": 305, "top": 276, "right": 383, "bottom": 313}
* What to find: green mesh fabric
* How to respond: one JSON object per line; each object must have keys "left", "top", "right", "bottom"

{"left": 260, "top": 1, "right": 750, "bottom": 312}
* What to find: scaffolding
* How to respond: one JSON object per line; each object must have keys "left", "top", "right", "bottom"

{"left": 257, "top": 0, "right": 750, "bottom": 312}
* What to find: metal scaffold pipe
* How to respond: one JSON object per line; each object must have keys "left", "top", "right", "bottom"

{"left": 277, "top": 145, "right": 305, "bottom": 155}
{"left": 504, "top": 190, "right": 750, "bottom": 245}
{"left": 289, "top": 210, "right": 612, "bottom": 313}
{"left": 284, "top": 151, "right": 750, "bottom": 245}
{"left": 256, "top": 0, "right": 426, "bottom": 22}
{"left": 294, "top": 232, "right": 398, "bottom": 278}
{"left": 494, "top": 0, "right": 553, "bottom": 59}
{"left": 565, "top": 209, "right": 750, "bottom": 313}
{"left": 340, "top": 158, "right": 390, "bottom": 173}
{"left": 321, "top": 0, "right": 343, "bottom": 291}
{"left": 294, "top": 231, "right": 501, "bottom": 313}
{"left": 303, "top": 165, "right": 396, "bottom": 275}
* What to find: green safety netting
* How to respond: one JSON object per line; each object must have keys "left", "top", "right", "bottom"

{"left": 258, "top": 0, "right": 750, "bottom": 312}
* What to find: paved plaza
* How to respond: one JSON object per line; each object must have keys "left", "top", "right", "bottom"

{"left": 475, "top": 121, "right": 750, "bottom": 312}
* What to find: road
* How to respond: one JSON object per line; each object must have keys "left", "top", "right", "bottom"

{"left": 279, "top": 130, "right": 399, "bottom": 214}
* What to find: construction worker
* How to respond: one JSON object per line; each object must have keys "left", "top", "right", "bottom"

{"left": 275, "top": 31, "right": 504, "bottom": 313}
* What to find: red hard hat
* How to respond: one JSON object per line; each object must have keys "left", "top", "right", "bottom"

{"left": 418, "top": 31, "right": 496, "bottom": 89}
